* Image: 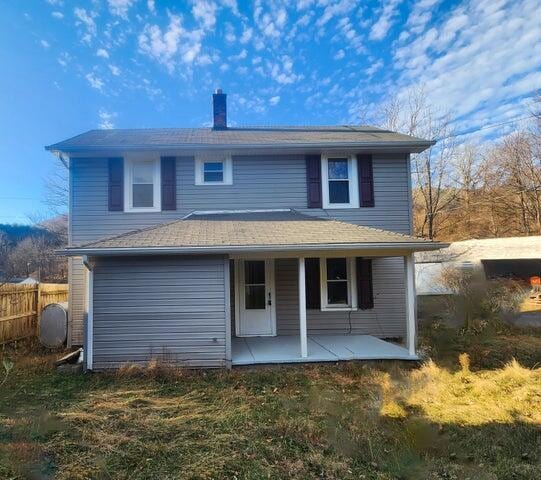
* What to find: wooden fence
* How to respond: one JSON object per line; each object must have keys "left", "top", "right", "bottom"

{"left": 0, "top": 283, "right": 69, "bottom": 344}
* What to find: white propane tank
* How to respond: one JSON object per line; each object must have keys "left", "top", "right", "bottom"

{"left": 39, "top": 302, "right": 68, "bottom": 348}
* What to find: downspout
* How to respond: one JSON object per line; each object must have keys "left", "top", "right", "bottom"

{"left": 82, "top": 255, "right": 93, "bottom": 371}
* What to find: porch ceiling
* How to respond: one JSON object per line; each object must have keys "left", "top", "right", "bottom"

{"left": 61, "top": 210, "right": 446, "bottom": 256}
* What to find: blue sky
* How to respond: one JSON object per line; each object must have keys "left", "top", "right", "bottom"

{"left": 0, "top": 0, "right": 540, "bottom": 223}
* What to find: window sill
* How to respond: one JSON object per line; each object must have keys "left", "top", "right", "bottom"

{"left": 320, "top": 306, "right": 357, "bottom": 312}
{"left": 322, "top": 204, "right": 359, "bottom": 209}
{"left": 123, "top": 207, "right": 162, "bottom": 213}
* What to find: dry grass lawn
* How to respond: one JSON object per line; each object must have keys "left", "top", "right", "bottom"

{"left": 1, "top": 324, "right": 540, "bottom": 479}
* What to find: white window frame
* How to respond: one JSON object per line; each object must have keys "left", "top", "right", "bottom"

{"left": 319, "top": 257, "right": 358, "bottom": 311}
{"left": 321, "top": 155, "right": 359, "bottom": 209}
{"left": 124, "top": 155, "right": 161, "bottom": 212}
{"left": 195, "top": 156, "right": 233, "bottom": 185}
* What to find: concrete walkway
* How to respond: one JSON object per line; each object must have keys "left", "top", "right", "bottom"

{"left": 232, "top": 334, "right": 417, "bottom": 365}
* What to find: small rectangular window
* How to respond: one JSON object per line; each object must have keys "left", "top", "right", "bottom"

{"left": 195, "top": 157, "right": 233, "bottom": 185}
{"left": 204, "top": 162, "right": 224, "bottom": 183}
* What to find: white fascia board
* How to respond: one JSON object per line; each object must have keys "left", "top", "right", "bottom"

{"left": 59, "top": 241, "right": 449, "bottom": 257}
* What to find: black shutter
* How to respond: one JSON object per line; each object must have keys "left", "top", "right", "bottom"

{"left": 356, "top": 257, "right": 374, "bottom": 309}
{"left": 306, "top": 155, "right": 322, "bottom": 208}
{"left": 161, "top": 156, "right": 176, "bottom": 210}
{"left": 305, "top": 258, "right": 321, "bottom": 309}
{"left": 357, "top": 154, "right": 374, "bottom": 207}
{"left": 108, "top": 157, "right": 123, "bottom": 211}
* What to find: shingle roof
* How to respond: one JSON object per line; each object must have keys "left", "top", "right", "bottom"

{"left": 46, "top": 126, "right": 434, "bottom": 153}
{"left": 64, "top": 210, "right": 445, "bottom": 256}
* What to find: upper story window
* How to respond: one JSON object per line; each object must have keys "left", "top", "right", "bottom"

{"left": 321, "top": 155, "right": 359, "bottom": 209}
{"left": 195, "top": 156, "right": 233, "bottom": 185}
{"left": 320, "top": 257, "right": 357, "bottom": 311}
{"left": 124, "top": 156, "right": 161, "bottom": 212}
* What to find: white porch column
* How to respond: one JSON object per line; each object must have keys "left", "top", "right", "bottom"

{"left": 298, "top": 257, "right": 308, "bottom": 358}
{"left": 405, "top": 253, "right": 416, "bottom": 356}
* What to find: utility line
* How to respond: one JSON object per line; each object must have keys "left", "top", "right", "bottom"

{"left": 436, "top": 114, "right": 537, "bottom": 141}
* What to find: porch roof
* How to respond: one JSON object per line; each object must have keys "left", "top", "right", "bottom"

{"left": 61, "top": 210, "right": 447, "bottom": 256}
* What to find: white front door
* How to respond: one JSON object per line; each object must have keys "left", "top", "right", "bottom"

{"left": 236, "top": 259, "right": 276, "bottom": 336}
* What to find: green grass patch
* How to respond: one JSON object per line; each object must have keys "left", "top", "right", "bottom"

{"left": 1, "top": 328, "right": 540, "bottom": 479}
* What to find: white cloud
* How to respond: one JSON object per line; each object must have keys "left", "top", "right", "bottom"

{"left": 96, "top": 48, "right": 109, "bottom": 59}
{"left": 51, "top": 11, "right": 64, "bottom": 19}
{"left": 86, "top": 73, "right": 104, "bottom": 90}
{"left": 192, "top": 0, "right": 217, "bottom": 30}
{"left": 406, "top": 0, "right": 440, "bottom": 34}
{"left": 74, "top": 8, "right": 97, "bottom": 43}
{"left": 269, "top": 95, "right": 280, "bottom": 106}
{"left": 366, "top": 59, "right": 383, "bottom": 76}
{"left": 220, "top": 63, "right": 230, "bottom": 72}
{"left": 138, "top": 14, "right": 205, "bottom": 71}
{"left": 239, "top": 25, "right": 253, "bottom": 44}
{"left": 147, "top": 0, "right": 156, "bottom": 14}
{"left": 392, "top": 0, "right": 541, "bottom": 138}
{"left": 57, "top": 52, "right": 71, "bottom": 67}
{"left": 40, "top": 39, "right": 50, "bottom": 49}
{"left": 316, "top": 0, "right": 356, "bottom": 27}
{"left": 229, "top": 49, "right": 247, "bottom": 61}
{"left": 253, "top": 0, "right": 288, "bottom": 38}
{"left": 107, "top": 0, "right": 135, "bottom": 19}
{"left": 224, "top": 22, "right": 236, "bottom": 43}
{"left": 221, "top": 0, "right": 240, "bottom": 16}
{"left": 268, "top": 55, "right": 302, "bottom": 85}
{"left": 109, "top": 64, "right": 121, "bottom": 75}
{"left": 370, "top": 0, "right": 402, "bottom": 40}
{"left": 333, "top": 49, "right": 345, "bottom": 60}
{"left": 98, "top": 109, "right": 117, "bottom": 129}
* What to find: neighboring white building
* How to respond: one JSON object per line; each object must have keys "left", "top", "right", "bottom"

{"left": 415, "top": 236, "right": 541, "bottom": 295}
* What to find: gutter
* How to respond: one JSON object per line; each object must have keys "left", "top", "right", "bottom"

{"left": 45, "top": 140, "right": 436, "bottom": 155}
{"left": 59, "top": 241, "right": 449, "bottom": 257}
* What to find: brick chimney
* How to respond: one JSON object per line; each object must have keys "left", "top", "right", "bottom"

{"left": 212, "top": 89, "right": 227, "bottom": 130}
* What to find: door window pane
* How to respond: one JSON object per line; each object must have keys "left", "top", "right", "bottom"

{"left": 245, "top": 285, "right": 266, "bottom": 309}
{"left": 245, "top": 261, "right": 265, "bottom": 284}
{"left": 204, "top": 162, "right": 224, "bottom": 182}
{"left": 244, "top": 261, "right": 266, "bottom": 310}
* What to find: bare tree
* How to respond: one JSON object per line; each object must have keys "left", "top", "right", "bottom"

{"left": 43, "top": 156, "right": 69, "bottom": 215}
{"left": 378, "top": 87, "right": 459, "bottom": 239}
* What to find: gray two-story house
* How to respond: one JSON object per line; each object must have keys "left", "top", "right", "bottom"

{"left": 46, "top": 90, "right": 444, "bottom": 370}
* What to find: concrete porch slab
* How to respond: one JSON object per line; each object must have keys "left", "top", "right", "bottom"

{"left": 232, "top": 334, "right": 418, "bottom": 366}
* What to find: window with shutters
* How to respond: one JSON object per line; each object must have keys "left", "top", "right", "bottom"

{"left": 320, "top": 257, "right": 358, "bottom": 311}
{"left": 195, "top": 156, "right": 233, "bottom": 185}
{"left": 124, "top": 156, "right": 161, "bottom": 212}
{"left": 321, "top": 155, "right": 359, "bottom": 208}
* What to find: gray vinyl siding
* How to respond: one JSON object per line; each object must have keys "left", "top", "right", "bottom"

{"left": 275, "top": 257, "right": 407, "bottom": 338}
{"left": 69, "top": 153, "right": 411, "bottom": 345}
{"left": 91, "top": 255, "right": 227, "bottom": 369}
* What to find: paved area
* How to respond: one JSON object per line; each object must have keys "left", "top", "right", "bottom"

{"left": 232, "top": 334, "right": 417, "bottom": 365}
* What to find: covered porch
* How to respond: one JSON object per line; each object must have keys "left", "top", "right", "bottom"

{"left": 232, "top": 334, "right": 416, "bottom": 365}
